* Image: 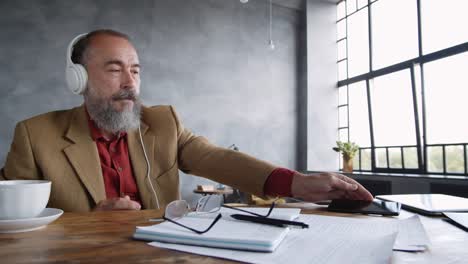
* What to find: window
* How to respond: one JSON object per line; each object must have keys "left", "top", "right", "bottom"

{"left": 348, "top": 81, "right": 370, "bottom": 147}
{"left": 336, "top": 0, "right": 468, "bottom": 175}
{"left": 371, "top": 0, "right": 418, "bottom": 69}
{"left": 421, "top": 0, "right": 468, "bottom": 54}
{"left": 371, "top": 70, "right": 416, "bottom": 147}
{"left": 424, "top": 52, "right": 468, "bottom": 144}
{"left": 347, "top": 7, "right": 369, "bottom": 77}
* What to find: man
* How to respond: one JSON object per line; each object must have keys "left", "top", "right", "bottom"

{"left": 0, "top": 29, "right": 372, "bottom": 212}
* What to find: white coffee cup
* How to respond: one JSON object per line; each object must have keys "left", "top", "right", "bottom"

{"left": 0, "top": 180, "right": 51, "bottom": 220}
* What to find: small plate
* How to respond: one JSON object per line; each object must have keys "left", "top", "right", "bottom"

{"left": 0, "top": 208, "right": 63, "bottom": 233}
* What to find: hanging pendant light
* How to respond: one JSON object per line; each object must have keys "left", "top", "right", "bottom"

{"left": 268, "top": 0, "right": 275, "bottom": 50}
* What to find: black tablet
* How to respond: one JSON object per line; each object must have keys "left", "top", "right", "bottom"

{"left": 327, "top": 199, "right": 401, "bottom": 216}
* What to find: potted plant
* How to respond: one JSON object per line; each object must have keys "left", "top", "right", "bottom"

{"left": 333, "top": 141, "right": 359, "bottom": 173}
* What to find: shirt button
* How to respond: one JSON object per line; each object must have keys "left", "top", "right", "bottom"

{"left": 110, "top": 148, "right": 116, "bottom": 153}
{"left": 117, "top": 167, "right": 123, "bottom": 172}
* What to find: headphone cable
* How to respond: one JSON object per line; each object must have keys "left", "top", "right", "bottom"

{"left": 138, "top": 125, "right": 161, "bottom": 209}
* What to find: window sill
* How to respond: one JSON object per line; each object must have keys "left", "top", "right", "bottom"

{"left": 306, "top": 170, "right": 468, "bottom": 181}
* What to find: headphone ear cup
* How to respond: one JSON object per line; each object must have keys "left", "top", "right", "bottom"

{"left": 66, "top": 64, "right": 88, "bottom": 95}
{"left": 75, "top": 64, "right": 88, "bottom": 94}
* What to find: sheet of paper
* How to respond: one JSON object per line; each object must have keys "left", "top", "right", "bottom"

{"left": 149, "top": 214, "right": 398, "bottom": 264}
{"left": 335, "top": 214, "right": 430, "bottom": 252}
{"left": 393, "top": 215, "right": 430, "bottom": 252}
{"left": 444, "top": 212, "right": 468, "bottom": 230}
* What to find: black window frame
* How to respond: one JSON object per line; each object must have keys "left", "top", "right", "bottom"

{"left": 336, "top": 0, "right": 468, "bottom": 176}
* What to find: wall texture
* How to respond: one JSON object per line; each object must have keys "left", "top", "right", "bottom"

{"left": 0, "top": 0, "right": 303, "bottom": 203}
{"left": 306, "top": 0, "right": 338, "bottom": 171}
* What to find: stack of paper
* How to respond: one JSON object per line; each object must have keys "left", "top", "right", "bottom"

{"left": 141, "top": 209, "right": 430, "bottom": 263}
{"left": 140, "top": 208, "right": 430, "bottom": 264}
{"left": 134, "top": 207, "right": 300, "bottom": 252}
{"left": 150, "top": 214, "right": 399, "bottom": 264}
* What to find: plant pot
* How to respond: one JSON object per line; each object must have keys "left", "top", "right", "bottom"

{"left": 342, "top": 155, "right": 353, "bottom": 173}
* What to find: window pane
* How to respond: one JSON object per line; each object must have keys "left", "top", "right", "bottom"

{"left": 361, "top": 149, "right": 372, "bottom": 170}
{"left": 337, "top": 39, "right": 347, "bottom": 61}
{"left": 357, "top": 0, "right": 367, "bottom": 9}
{"left": 424, "top": 52, "right": 468, "bottom": 144}
{"left": 339, "top": 128, "right": 349, "bottom": 142}
{"left": 371, "top": 70, "right": 416, "bottom": 146}
{"left": 353, "top": 150, "right": 360, "bottom": 170}
{"left": 403, "top": 147, "right": 418, "bottom": 169}
{"left": 466, "top": 146, "right": 468, "bottom": 173}
{"left": 337, "top": 1, "right": 346, "bottom": 20}
{"left": 427, "top": 146, "right": 443, "bottom": 173}
{"left": 347, "top": 0, "right": 357, "bottom": 14}
{"left": 348, "top": 81, "right": 371, "bottom": 147}
{"left": 389, "top": 148, "right": 402, "bottom": 168}
{"left": 339, "top": 106, "right": 348, "bottom": 127}
{"left": 371, "top": 0, "right": 418, "bottom": 69}
{"left": 339, "top": 86, "right": 348, "bottom": 105}
{"left": 347, "top": 8, "right": 369, "bottom": 77}
{"left": 338, "top": 60, "right": 347, "bottom": 81}
{"left": 337, "top": 20, "right": 346, "bottom": 40}
{"left": 446, "top": 145, "right": 464, "bottom": 173}
{"left": 422, "top": 0, "right": 468, "bottom": 54}
{"left": 376, "top": 148, "right": 387, "bottom": 168}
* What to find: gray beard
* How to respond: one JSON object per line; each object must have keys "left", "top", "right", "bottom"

{"left": 84, "top": 91, "right": 141, "bottom": 134}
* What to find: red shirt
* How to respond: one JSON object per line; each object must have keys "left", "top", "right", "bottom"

{"left": 87, "top": 118, "right": 142, "bottom": 205}
{"left": 87, "top": 114, "right": 294, "bottom": 206}
{"left": 263, "top": 167, "right": 295, "bottom": 197}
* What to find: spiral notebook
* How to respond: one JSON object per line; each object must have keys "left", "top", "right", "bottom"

{"left": 134, "top": 207, "right": 300, "bottom": 252}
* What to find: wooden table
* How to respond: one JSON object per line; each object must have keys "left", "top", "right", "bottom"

{"left": 1, "top": 207, "right": 467, "bottom": 263}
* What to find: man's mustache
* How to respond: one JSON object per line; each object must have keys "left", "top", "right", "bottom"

{"left": 112, "top": 90, "right": 138, "bottom": 101}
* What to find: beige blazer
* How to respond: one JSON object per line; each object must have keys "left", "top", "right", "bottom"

{"left": 0, "top": 105, "right": 276, "bottom": 212}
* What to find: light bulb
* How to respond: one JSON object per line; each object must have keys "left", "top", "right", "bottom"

{"left": 240, "top": 0, "right": 248, "bottom": 3}
{"left": 268, "top": 39, "right": 275, "bottom": 50}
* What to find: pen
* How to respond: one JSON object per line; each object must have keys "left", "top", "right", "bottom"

{"left": 231, "top": 214, "right": 309, "bottom": 229}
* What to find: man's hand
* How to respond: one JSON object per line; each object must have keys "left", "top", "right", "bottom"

{"left": 291, "top": 172, "right": 373, "bottom": 202}
{"left": 94, "top": 195, "right": 141, "bottom": 211}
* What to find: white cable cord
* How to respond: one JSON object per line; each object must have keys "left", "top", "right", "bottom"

{"left": 139, "top": 125, "right": 160, "bottom": 209}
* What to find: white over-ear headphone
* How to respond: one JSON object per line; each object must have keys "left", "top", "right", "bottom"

{"left": 66, "top": 33, "right": 89, "bottom": 95}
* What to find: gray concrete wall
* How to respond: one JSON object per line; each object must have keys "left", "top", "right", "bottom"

{"left": 306, "top": 0, "right": 339, "bottom": 171}
{"left": 0, "top": 0, "right": 303, "bottom": 204}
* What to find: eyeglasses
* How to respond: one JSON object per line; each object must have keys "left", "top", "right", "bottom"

{"left": 162, "top": 195, "right": 277, "bottom": 234}
{"left": 162, "top": 195, "right": 223, "bottom": 234}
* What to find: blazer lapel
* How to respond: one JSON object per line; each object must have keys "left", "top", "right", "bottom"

{"left": 63, "top": 106, "right": 106, "bottom": 205}
{"left": 127, "top": 121, "right": 161, "bottom": 209}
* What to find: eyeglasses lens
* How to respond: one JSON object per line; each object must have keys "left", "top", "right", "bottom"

{"left": 165, "top": 200, "right": 190, "bottom": 219}
{"left": 196, "top": 195, "right": 223, "bottom": 213}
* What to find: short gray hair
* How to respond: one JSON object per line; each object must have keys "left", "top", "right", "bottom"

{"left": 71, "top": 29, "right": 132, "bottom": 65}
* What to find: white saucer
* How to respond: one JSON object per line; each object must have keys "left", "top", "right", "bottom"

{"left": 0, "top": 208, "right": 63, "bottom": 233}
